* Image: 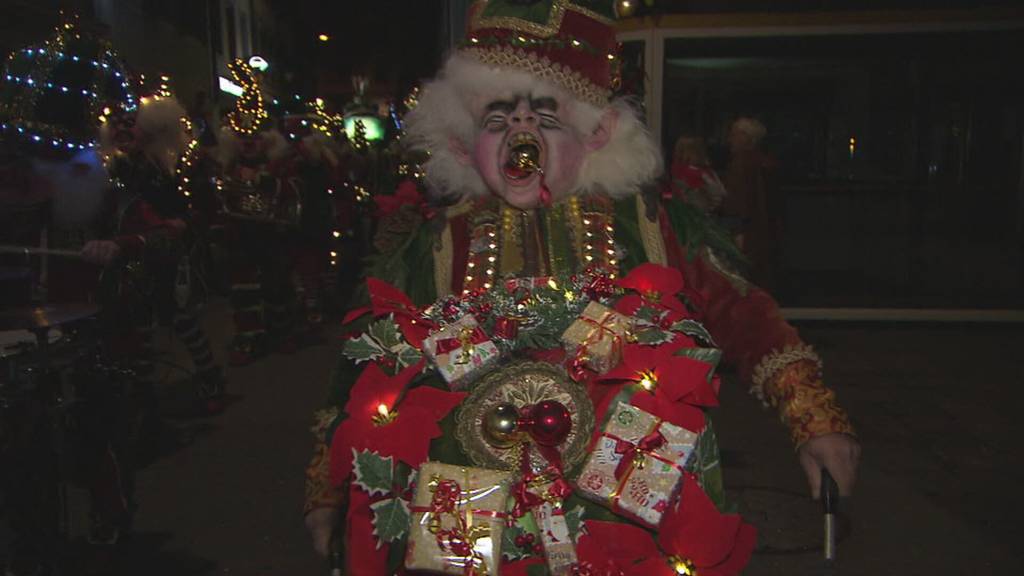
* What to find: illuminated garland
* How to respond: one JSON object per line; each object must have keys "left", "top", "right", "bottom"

{"left": 0, "top": 13, "right": 135, "bottom": 151}
{"left": 308, "top": 97, "right": 344, "bottom": 138}
{"left": 224, "top": 58, "right": 268, "bottom": 135}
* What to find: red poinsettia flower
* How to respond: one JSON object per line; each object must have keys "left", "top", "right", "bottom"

{"left": 655, "top": 474, "right": 758, "bottom": 576}
{"left": 576, "top": 520, "right": 670, "bottom": 576}
{"left": 595, "top": 343, "right": 718, "bottom": 431}
{"left": 616, "top": 263, "right": 688, "bottom": 316}
{"left": 617, "top": 262, "right": 710, "bottom": 318}
{"left": 329, "top": 360, "right": 465, "bottom": 484}
{"left": 374, "top": 179, "right": 428, "bottom": 218}
{"left": 341, "top": 277, "right": 432, "bottom": 347}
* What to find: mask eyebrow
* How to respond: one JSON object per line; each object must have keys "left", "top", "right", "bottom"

{"left": 484, "top": 99, "right": 518, "bottom": 114}
{"left": 530, "top": 97, "right": 558, "bottom": 112}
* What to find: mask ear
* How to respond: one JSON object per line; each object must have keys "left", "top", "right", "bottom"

{"left": 448, "top": 136, "right": 472, "bottom": 165}
{"left": 585, "top": 108, "right": 618, "bottom": 151}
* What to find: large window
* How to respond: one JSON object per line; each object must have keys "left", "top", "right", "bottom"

{"left": 663, "top": 30, "right": 1024, "bottom": 308}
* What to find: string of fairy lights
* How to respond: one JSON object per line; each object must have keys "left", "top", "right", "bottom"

{"left": 0, "top": 13, "right": 135, "bottom": 151}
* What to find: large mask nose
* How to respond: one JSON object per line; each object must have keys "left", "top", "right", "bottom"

{"left": 509, "top": 101, "right": 538, "bottom": 127}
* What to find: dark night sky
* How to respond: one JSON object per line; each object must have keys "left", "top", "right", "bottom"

{"left": 268, "top": 0, "right": 447, "bottom": 101}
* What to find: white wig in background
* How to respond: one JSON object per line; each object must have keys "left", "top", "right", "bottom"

{"left": 216, "top": 125, "right": 291, "bottom": 169}
{"left": 100, "top": 96, "right": 190, "bottom": 173}
{"left": 404, "top": 53, "right": 663, "bottom": 201}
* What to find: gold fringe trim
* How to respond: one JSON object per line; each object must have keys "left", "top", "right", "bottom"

{"left": 750, "top": 343, "right": 823, "bottom": 404}
{"left": 637, "top": 194, "right": 668, "bottom": 266}
{"left": 462, "top": 45, "right": 610, "bottom": 106}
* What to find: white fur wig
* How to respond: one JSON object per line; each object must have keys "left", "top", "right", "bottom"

{"left": 216, "top": 125, "right": 291, "bottom": 169}
{"left": 100, "top": 96, "right": 190, "bottom": 173}
{"left": 404, "top": 53, "right": 663, "bottom": 202}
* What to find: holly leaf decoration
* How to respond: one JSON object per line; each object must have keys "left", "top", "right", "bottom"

{"left": 564, "top": 505, "right": 586, "bottom": 544}
{"left": 633, "top": 326, "right": 676, "bottom": 346}
{"left": 352, "top": 449, "right": 394, "bottom": 497}
{"left": 394, "top": 462, "right": 416, "bottom": 494}
{"left": 633, "top": 305, "right": 668, "bottom": 326}
{"left": 369, "top": 497, "right": 411, "bottom": 548}
{"left": 368, "top": 316, "right": 403, "bottom": 349}
{"left": 342, "top": 333, "right": 385, "bottom": 364}
{"left": 396, "top": 344, "right": 423, "bottom": 369}
{"left": 675, "top": 347, "right": 723, "bottom": 371}
{"left": 501, "top": 523, "right": 533, "bottom": 562}
{"left": 669, "top": 319, "right": 716, "bottom": 347}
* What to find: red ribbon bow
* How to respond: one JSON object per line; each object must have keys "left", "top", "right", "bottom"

{"left": 613, "top": 430, "right": 667, "bottom": 481}
{"left": 511, "top": 469, "right": 574, "bottom": 519}
{"left": 434, "top": 324, "right": 489, "bottom": 356}
{"left": 570, "top": 308, "right": 627, "bottom": 382}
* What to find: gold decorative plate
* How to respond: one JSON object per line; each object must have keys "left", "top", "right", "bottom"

{"left": 455, "top": 361, "right": 595, "bottom": 472}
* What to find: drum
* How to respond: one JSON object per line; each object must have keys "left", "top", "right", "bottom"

{"left": 219, "top": 176, "right": 302, "bottom": 227}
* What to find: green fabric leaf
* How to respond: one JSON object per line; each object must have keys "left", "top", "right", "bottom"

{"left": 501, "top": 523, "right": 532, "bottom": 562}
{"left": 395, "top": 461, "right": 416, "bottom": 493}
{"left": 386, "top": 536, "right": 408, "bottom": 575}
{"left": 342, "top": 333, "right": 385, "bottom": 364}
{"left": 633, "top": 326, "right": 675, "bottom": 346}
{"left": 367, "top": 316, "right": 403, "bottom": 349}
{"left": 370, "top": 497, "right": 411, "bottom": 547}
{"left": 691, "top": 421, "right": 727, "bottom": 512}
{"left": 353, "top": 450, "right": 394, "bottom": 497}
{"left": 564, "top": 505, "right": 586, "bottom": 544}
{"left": 670, "top": 319, "right": 717, "bottom": 347}
{"left": 633, "top": 305, "right": 666, "bottom": 325}
{"left": 675, "top": 347, "right": 723, "bottom": 372}
{"left": 396, "top": 345, "right": 423, "bottom": 369}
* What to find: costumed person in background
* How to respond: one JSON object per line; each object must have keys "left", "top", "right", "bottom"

{"left": 670, "top": 134, "right": 728, "bottom": 216}
{"left": 91, "top": 90, "right": 226, "bottom": 416}
{"left": 278, "top": 105, "right": 344, "bottom": 335}
{"left": 0, "top": 17, "right": 149, "bottom": 573}
{"left": 720, "top": 116, "right": 781, "bottom": 291}
{"left": 217, "top": 59, "right": 301, "bottom": 366}
{"left": 303, "top": 2, "right": 858, "bottom": 575}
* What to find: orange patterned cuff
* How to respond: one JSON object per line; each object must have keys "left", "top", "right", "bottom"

{"left": 303, "top": 408, "right": 345, "bottom": 516}
{"left": 763, "top": 359, "right": 855, "bottom": 447}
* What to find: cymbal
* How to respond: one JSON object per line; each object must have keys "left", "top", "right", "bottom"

{"left": 0, "top": 303, "right": 98, "bottom": 332}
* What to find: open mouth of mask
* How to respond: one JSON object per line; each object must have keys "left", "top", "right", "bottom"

{"left": 503, "top": 132, "right": 543, "bottom": 182}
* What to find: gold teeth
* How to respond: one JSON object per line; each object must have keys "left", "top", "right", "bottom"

{"left": 508, "top": 132, "right": 539, "bottom": 148}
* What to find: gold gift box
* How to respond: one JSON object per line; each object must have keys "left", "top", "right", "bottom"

{"left": 560, "top": 301, "right": 633, "bottom": 375}
{"left": 405, "top": 462, "right": 512, "bottom": 575}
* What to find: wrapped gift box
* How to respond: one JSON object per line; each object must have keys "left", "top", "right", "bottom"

{"left": 560, "top": 301, "right": 632, "bottom": 375}
{"left": 423, "top": 315, "right": 500, "bottom": 390}
{"left": 405, "top": 462, "right": 512, "bottom": 576}
{"left": 574, "top": 402, "right": 699, "bottom": 528}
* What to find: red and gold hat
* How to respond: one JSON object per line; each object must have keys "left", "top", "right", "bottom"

{"left": 460, "top": 0, "right": 620, "bottom": 106}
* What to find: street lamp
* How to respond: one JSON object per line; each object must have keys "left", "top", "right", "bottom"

{"left": 318, "top": 33, "right": 330, "bottom": 42}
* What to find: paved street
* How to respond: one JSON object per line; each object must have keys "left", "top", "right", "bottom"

{"left": 16, "top": 304, "right": 1023, "bottom": 575}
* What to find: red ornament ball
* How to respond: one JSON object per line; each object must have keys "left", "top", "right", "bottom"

{"left": 527, "top": 400, "right": 572, "bottom": 447}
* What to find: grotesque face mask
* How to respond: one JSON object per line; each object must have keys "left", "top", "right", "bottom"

{"left": 469, "top": 93, "right": 590, "bottom": 210}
